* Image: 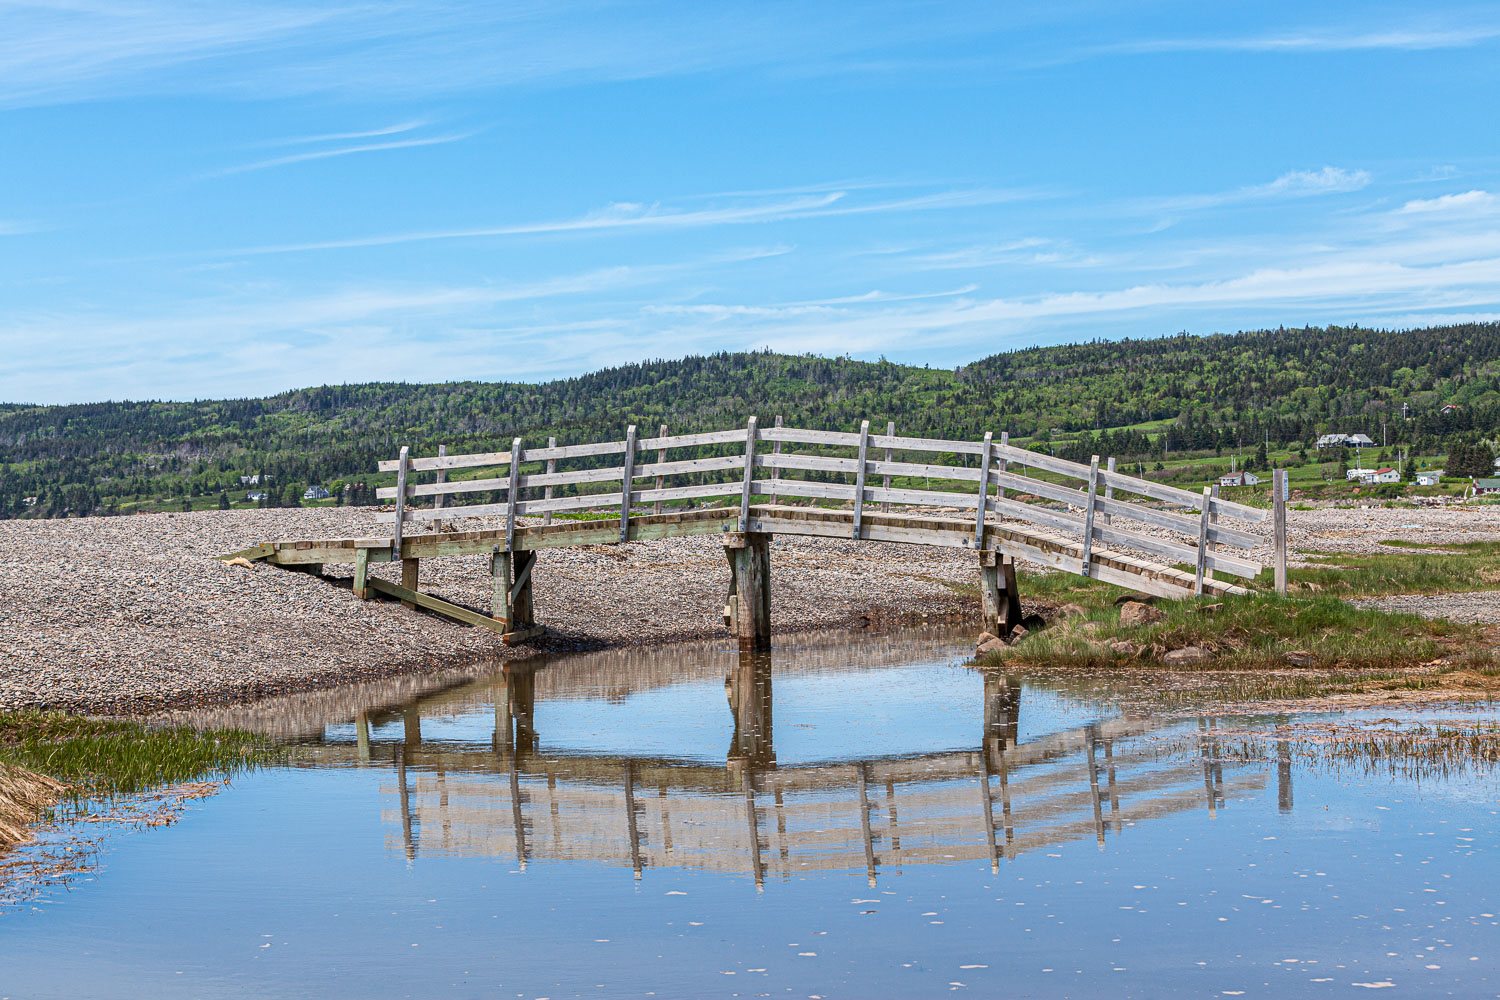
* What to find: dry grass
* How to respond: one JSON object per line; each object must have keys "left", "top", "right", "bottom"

{"left": 0, "top": 764, "right": 66, "bottom": 848}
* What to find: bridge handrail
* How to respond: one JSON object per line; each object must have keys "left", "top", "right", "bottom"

{"left": 373, "top": 419, "right": 1282, "bottom": 587}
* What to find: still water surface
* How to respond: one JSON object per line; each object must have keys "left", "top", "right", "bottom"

{"left": 4, "top": 628, "right": 1499, "bottom": 998}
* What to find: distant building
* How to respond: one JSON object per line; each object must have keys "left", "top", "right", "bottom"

{"left": 1365, "top": 468, "right": 1401, "bottom": 484}
{"left": 246, "top": 491, "right": 267, "bottom": 501}
{"left": 1219, "top": 471, "right": 1260, "bottom": 488}
{"left": 302, "top": 485, "right": 331, "bottom": 501}
{"left": 1345, "top": 468, "right": 1376, "bottom": 481}
{"left": 1472, "top": 478, "right": 1500, "bottom": 496}
{"left": 239, "top": 474, "right": 273, "bottom": 485}
{"left": 1317, "top": 433, "right": 1376, "bottom": 449}
{"left": 1417, "top": 471, "right": 1443, "bottom": 486}
{"left": 1442, "top": 404, "right": 1463, "bottom": 415}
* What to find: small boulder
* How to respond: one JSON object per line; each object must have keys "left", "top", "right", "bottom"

{"left": 975, "top": 631, "right": 1000, "bottom": 647}
{"left": 1079, "top": 621, "right": 1105, "bottom": 635}
{"left": 1109, "top": 639, "right": 1141, "bottom": 657}
{"left": 1113, "top": 592, "right": 1158, "bottom": 607}
{"left": 1161, "top": 646, "right": 1213, "bottom": 666}
{"left": 1057, "top": 603, "right": 1089, "bottom": 619}
{"left": 1005, "top": 626, "right": 1031, "bottom": 645}
{"left": 1118, "top": 601, "right": 1165, "bottom": 627}
{"left": 976, "top": 637, "right": 1007, "bottom": 655}
{"left": 1283, "top": 649, "right": 1317, "bottom": 667}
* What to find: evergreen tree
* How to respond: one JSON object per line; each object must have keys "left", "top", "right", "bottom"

{"left": 218, "top": 490, "right": 230, "bottom": 510}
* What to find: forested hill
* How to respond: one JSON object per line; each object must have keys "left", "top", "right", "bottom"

{"left": 3, "top": 322, "right": 1500, "bottom": 516}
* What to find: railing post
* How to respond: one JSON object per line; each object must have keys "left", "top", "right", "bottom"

{"left": 433, "top": 444, "right": 447, "bottom": 512}
{"left": 651, "top": 423, "right": 668, "bottom": 515}
{"left": 1102, "top": 456, "right": 1115, "bottom": 525}
{"left": 543, "top": 436, "right": 556, "bottom": 526}
{"left": 852, "top": 419, "right": 871, "bottom": 539}
{"left": 974, "top": 431, "right": 994, "bottom": 549}
{"left": 881, "top": 420, "right": 895, "bottom": 513}
{"left": 505, "top": 437, "right": 522, "bottom": 553}
{"left": 1273, "top": 468, "right": 1288, "bottom": 595}
{"left": 1205, "top": 483, "right": 1220, "bottom": 584}
{"left": 391, "top": 445, "right": 409, "bottom": 561}
{"left": 1194, "top": 486, "right": 1212, "bottom": 595}
{"left": 1080, "top": 455, "right": 1100, "bottom": 577}
{"left": 770, "top": 415, "right": 782, "bottom": 506}
{"left": 739, "top": 416, "right": 758, "bottom": 532}
{"left": 619, "top": 424, "right": 637, "bottom": 544}
{"left": 996, "top": 431, "right": 1008, "bottom": 502}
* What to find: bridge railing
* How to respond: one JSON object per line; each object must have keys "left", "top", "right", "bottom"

{"left": 374, "top": 419, "right": 1279, "bottom": 590}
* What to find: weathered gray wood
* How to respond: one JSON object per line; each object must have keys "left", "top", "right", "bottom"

{"left": 759, "top": 426, "right": 860, "bottom": 448}
{"left": 739, "top": 416, "right": 758, "bottom": 532}
{"left": 377, "top": 454, "right": 748, "bottom": 500}
{"left": 1206, "top": 483, "right": 1220, "bottom": 584}
{"left": 1273, "top": 468, "right": 1288, "bottom": 595}
{"left": 1103, "top": 456, "right": 1115, "bottom": 525}
{"left": 366, "top": 576, "right": 539, "bottom": 639}
{"left": 770, "top": 415, "right": 783, "bottom": 506}
{"left": 1194, "top": 487, "right": 1212, "bottom": 595}
{"left": 996, "top": 431, "right": 1008, "bottom": 502}
{"left": 619, "top": 424, "right": 637, "bottom": 544}
{"left": 353, "top": 546, "right": 370, "bottom": 599}
{"left": 505, "top": 437, "right": 522, "bottom": 553}
{"left": 1079, "top": 455, "right": 1101, "bottom": 578}
{"left": 636, "top": 428, "right": 751, "bottom": 450}
{"left": 653, "top": 423, "right": 668, "bottom": 515}
{"left": 543, "top": 436, "right": 556, "bottom": 526}
{"left": 401, "top": 556, "right": 420, "bottom": 610}
{"left": 852, "top": 419, "right": 871, "bottom": 539}
{"left": 881, "top": 420, "right": 895, "bottom": 513}
{"left": 974, "top": 431, "right": 994, "bottom": 548}
{"left": 725, "top": 531, "right": 771, "bottom": 650}
{"left": 391, "top": 445, "right": 410, "bottom": 561}
{"left": 433, "top": 444, "right": 447, "bottom": 511}
{"left": 491, "top": 546, "right": 506, "bottom": 620}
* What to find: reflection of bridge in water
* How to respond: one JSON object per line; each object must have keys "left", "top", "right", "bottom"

{"left": 261, "top": 635, "right": 1285, "bottom": 887}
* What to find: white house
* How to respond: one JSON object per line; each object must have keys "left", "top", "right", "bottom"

{"left": 1364, "top": 467, "right": 1401, "bottom": 484}
{"left": 1219, "top": 471, "right": 1260, "bottom": 488}
{"left": 246, "top": 491, "right": 267, "bottom": 502}
{"left": 1345, "top": 467, "right": 1376, "bottom": 481}
{"left": 1417, "top": 471, "right": 1443, "bottom": 486}
{"left": 302, "top": 485, "right": 331, "bottom": 501}
{"left": 1318, "top": 433, "right": 1376, "bottom": 449}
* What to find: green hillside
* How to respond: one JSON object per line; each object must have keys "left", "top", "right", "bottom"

{"left": 3, "top": 323, "right": 1499, "bottom": 517}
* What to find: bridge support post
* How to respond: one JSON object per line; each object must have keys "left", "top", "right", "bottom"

{"left": 491, "top": 548, "right": 536, "bottom": 630}
{"left": 400, "top": 558, "right": 419, "bottom": 610}
{"left": 978, "top": 551, "right": 1022, "bottom": 636}
{"left": 723, "top": 531, "right": 772, "bottom": 651}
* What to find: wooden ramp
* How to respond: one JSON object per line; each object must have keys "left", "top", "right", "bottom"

{"left": 221, "top": 419, "right": 1287, "bottom": 645}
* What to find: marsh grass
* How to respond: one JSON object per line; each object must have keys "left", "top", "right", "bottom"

{"left": 0, "top": 712, "right": 279, "bottom": 805}
{"left": 1286, "top": 540, "right": 1500, "bottom": 596}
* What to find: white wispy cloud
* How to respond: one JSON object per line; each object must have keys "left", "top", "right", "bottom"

{"left": 252, "top": 120, "right": 427, "bottom": 147}
{"left": 1398, "top": 190, "right": 1498, "bottom": 214}
{"left": 1100, "top": 25, "right": 1500, "bottom": 56}
{"left": 1137, "top": 167, "right": 1372, "bottom": 216}
{"left": 208, "top": 132, "right": 474, "bottom": 176}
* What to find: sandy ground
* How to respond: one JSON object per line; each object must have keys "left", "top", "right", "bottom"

{"left": 7, "top": 501, "right": 1500, "bottom": 715}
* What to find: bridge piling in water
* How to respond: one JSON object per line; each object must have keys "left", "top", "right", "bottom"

{"left": 723, "top": 531, "right": 772, "bottom": 651}
{"left": 977, "top": 551, "right": 1023, "bottom": 636}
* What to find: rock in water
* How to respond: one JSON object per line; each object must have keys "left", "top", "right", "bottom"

{"left": 1283, "top": 649, "right": 1317, "bottom": 667}
{"left": 975, "top": 631, "right": 1000, "bottom": 647}
{"left": 1118, "top": 601, "right": 1165, "bottom": 627}
{"left": 1109, "top": 639, "right": 1140, "bottom": 657}
{"left": 1161, "top": 646, "right": 1212, "bottom": 666}
{"left": 976, "top": 637, "right": 1007, "bottom": 654}
{"left": 1004, "top": 626, "right": 1031, "bottom": 645}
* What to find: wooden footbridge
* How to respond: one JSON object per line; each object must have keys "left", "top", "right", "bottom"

{"left": 224, "top": 419, "right": 1288, "bottom": 645}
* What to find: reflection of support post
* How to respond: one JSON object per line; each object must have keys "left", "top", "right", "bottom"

{"left": 978, "top": 551, "right": 1023, "bottom": 637}
{"left": 774, "top": 781, "right": 789, "bottom": 867}
{"left": 494, "top": 674, "right": 513, "bottom": 750}
{"left": 403, "top": 707, "right": 422, "bottom": 748}
{"left": 1086, "top": 730, "right": 1106, "bottom": 848}
{"left": 1276, "top": 722, "right": 1294, "bottom": 813}
{"left": 1199, "top": 717, "right": 1219, "bottom": 818}
{"left": 1104, "top": 738, "right": 1121, "bottom": 833}
{"left": 979, "top": 763, "right": 1000, "bottom": 872}
{"left": 855, "top": 762, "right": 877, "bottom": 887}
{"left": 396, "top": 746, "right": 415, "bottom": 862}
{"left": 723, "top": 532, "right": 772, "bottom": 651}
{"left": 884, "top": 779, "right": 901, "bottom": 855}
{"left": 658, "top": 784, "right": 673, "bottom": 856}
{"left": 982, "top": 672, "right": 1022, "bottom": 767}
{"left": 624, "top": 760, "right": 642, "bottom": 880}
{"left": 509, "top": 754, "right": 527, "bottom": 870}
{"left": 998, "top": 755, "right": 1014, "bottom": 853}
{"left": 742, "top": 770, "right": 763, "bottom": 890}
{"left": 507, "top": 667, "right": 537, "bottom": 751}
{"left": 726, "top": 651, "right": 775, "bottom": 768}
{"left": 356, "top": 711, "right": 370, "bottom": 764}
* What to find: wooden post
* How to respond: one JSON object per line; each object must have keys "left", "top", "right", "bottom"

{"left": 1080, "top": 455, "right": 1100, "bottom": 578}
{"left": 1273, "top": 468, "right": 1288, "bottom": 595}
{"left": 978, "top": 550, "right": 1021, "bottom": 636}
{"left": 400, "top": 555, "right": 419, "bottom": 610}
{"left": 619, "top": 424, "right": 637, "bottom": 543}
{"left": 491, "top": 545, "right": 506, "bottom": 621}
{"left": 996, "top": 431, "right": 1008, "bottom": 502}
{"left": 725, "top": 532, "right": 771, "bottom": 651}
{"left": 1194, "top": 486, "right": 1212, "bottom": 595}
{"left": 852, "top": 419, "right": 871, "bottom": 539}
{"left": 433, "top": 444, "right": 447, "bottom": 512}
{"left": 739, "top": 416, "right": 758, "bottom": 532}
{"left": 505, "top": 437, "right": 522, "bottom": 553}
{"left": 881, "top": 420, "right": 895, "bottom": 513}
{"left": 391, "top": 445, "right": 409, "bottom": 561}
{"left": 770, "top": 415, "right": 782, "bottom": 506}
{"left": 653, "top": 423, "right": 668, "bottom": 515}
{"left": 543, "top": 436, "right": 556, "bottom": 526}
{"left": 1205, "top": 483, "right": 1220, "bottom": 584}
{"left": 353, "top": 546, "right": 370, "bottom": 599}
{"left": 974, "top": 431, "right": 994, "bottom": 549}
{"left": 1102, "top": 456, "right": 1115, "bottom": 525}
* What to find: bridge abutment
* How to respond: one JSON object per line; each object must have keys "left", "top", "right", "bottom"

{"left": 978, "top": 551, "right": 1023, "bottom": 636}
{"left": 723, "top": 531, "right": 772, "bottom": 651}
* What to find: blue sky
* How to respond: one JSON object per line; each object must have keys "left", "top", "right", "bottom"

{"left": 3, "top": 1, "right": 1500, "bottom": 404}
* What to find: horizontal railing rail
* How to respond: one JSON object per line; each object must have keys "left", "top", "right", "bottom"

{"left": 372, "top": 418, "right": 1281, "bottom": 592}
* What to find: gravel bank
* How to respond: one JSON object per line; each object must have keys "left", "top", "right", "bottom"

{"left": 0, "top": 509, "right": 980, "bottom": 714}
